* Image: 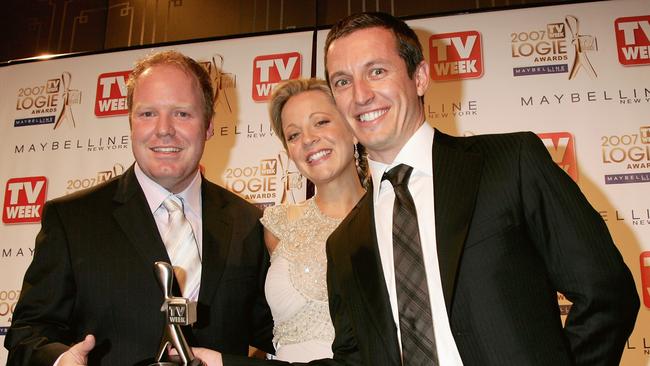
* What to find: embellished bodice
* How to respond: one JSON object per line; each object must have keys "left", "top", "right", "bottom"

{"left": 261, "top": 198, "right": 340, "bottom": 356}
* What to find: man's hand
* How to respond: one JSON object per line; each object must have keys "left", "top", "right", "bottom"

{"left": 58, "top": 335, "right": 96, "bottom": 366}
{"left": 169, "top": 347, "right": 222, "bottom": 366}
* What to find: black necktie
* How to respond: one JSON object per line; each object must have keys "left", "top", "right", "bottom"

{"left": 383, "top": 164, "right": 439, "bottom": 365}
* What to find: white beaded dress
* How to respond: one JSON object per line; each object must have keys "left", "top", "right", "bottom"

{"left": 260, "top": 198, "right": 340, "bottom": 362}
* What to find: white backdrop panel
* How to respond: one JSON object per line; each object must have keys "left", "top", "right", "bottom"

{"left": 315, "top": 0, "right": 650, "bottom": 364}
{"left": 0, "top": 31, "right": 313, "bottom": 364}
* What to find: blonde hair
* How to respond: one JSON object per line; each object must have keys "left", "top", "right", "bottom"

{"left": 268, "top": 78, "right": 333, "bottom": 150}
{"left": 127, "top": 50, "right": 214, "bottom": 127}
{"left": 267, "top": 77, "right": 369, "bottom": 188}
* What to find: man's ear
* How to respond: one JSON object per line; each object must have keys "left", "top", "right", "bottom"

{"left": 414, "top": 60, "right": 430, "bottom": 97}
{"left": 205, "top": 120, "right": 215, "bottom": 140}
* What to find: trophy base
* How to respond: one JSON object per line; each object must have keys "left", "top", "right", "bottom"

{"left": 148, "top": 359, "right": 203, "bottom": 366}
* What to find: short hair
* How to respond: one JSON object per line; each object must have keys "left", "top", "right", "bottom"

{"left": 127, "top": 50, "right": 215, "bottom": 127}
{"left": 268, "top": 78, "right": 333, "bottom": 150}
{"left": 324, "top": 12, "right": 424, "bottom": 84}
{"left": 268, "top": 78, "right": 370, "bottom": 188}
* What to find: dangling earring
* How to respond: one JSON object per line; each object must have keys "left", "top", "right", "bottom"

{"left": 354, "top": 143, "right": 360, "bottom": 169}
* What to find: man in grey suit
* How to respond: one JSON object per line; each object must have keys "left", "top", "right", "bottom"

{"left": 5, "top": 50, "right": 273, "bottom": 366}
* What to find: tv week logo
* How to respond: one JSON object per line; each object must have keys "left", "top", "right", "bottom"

{"left": 641, "top": 252, "right": 650, "bottom": 308}
{"left": 537, "top": 132, "right": 578, "bottom": 182}
{"left": 252, "top": 52, "right": 301, "bottom": 102}
{"left": 3, "top": 176, "right": 47, "bottom": 224}
{"left": 615, "top": 15, "right": 650, "bottom": 66}
{"left": 429, "top": 31, "right": 483, "bottom": 81}
{"left": 260, "top": 159, "right": 277, "bottom": 176}
{"left": 95, "top": 71, "right": 131, "bottom": 117}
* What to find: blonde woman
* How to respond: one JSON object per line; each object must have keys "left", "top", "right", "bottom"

{"left": 260, "top": 78, "right": 366, "bottom": 361}
{"left": 181, "top": 78, "right": 366, "bottom": 365}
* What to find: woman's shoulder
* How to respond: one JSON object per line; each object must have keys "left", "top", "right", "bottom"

{"left": 260, "top": 199, "right": 311, "bottom": 237}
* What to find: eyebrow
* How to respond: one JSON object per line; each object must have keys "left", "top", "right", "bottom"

{"left": 133, "top": 102, "right": 196, "bottom": 109}
{"left": 328, "top": 70, "right": 349, "bottom": 82}
{"left": 328, "top": 59, "right": 391, "bottom": 81}
{"left": 309, "top": 111, "right": 334, "bottom": 119}
{"left": 282, "top": 121, "right": 298, "bottom": 131}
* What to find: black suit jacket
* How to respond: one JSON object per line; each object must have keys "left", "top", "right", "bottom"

{"left": 5, "top": 165, "right": 273, "bottom": 366}
{"left": 323, "top": 131, "right": 639, "bottom": 366}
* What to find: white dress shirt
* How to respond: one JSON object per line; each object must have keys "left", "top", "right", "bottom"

{"left": 135, "top": 162, "right": 204, "bottom": 300}
{"left": 369, "top": 123, "right": 463, "bottom": 366}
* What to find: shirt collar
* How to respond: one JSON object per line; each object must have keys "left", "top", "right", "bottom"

{"left": 134, "top": 163, "right": 202, "bottom": 216}
{"left": 368, "top": 122, "right": 435, "bottom": 202}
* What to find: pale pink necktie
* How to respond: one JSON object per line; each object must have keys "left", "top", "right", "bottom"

{"left": 162, "top": 195, "right": 201, "bottom": 300}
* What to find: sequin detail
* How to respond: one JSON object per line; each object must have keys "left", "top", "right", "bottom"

{"left": 261, "top": 198, "right": 340, "bottom": 347}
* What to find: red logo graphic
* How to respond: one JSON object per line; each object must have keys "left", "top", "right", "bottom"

{"left": 252, "top": 52, "right": 301, "bottom": 102}
{"left": 615, "top": 15, "right": 650, "bottom": 66}
{"left": 3, "top": 177, "right": 48, "bottom": 224}
{"left": 538, "top": 132, "right": 578, "bottom": 182}
{"left": 95, "top": 71, "right": 131, "bottom": 116}
{"left": 429, "top": 31, "right": 483, "bottom": 81}
{"left": 641, "top": 252, "right": 650, "bottom": 308}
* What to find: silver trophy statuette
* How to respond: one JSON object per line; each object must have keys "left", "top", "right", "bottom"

{"left": 149, "top": 261, "right": 203, "bottom": 366}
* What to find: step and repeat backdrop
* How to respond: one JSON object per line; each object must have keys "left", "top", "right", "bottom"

{"left": 1, "top": 0, "right": 649, "bottom": 364}
{"left": 0, "top": 30, "right": 313, "bottom": 363}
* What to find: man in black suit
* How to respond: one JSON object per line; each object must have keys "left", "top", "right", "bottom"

{"left": 184, "top": 12, "right": 640, "bottom": 366}
{"left": 5, "top": 50, "right": 273, "bottom": 365}
{"left": 320, "top": 12, "right": 639, "bottom": 366}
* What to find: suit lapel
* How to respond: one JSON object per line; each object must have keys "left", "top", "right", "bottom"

{"left": 113, "top": 166, "right": 170, "bottom": 269}
{"left": 197, "top": 181, "right": 231, "bottom": 305}
{"left": 112, "top": 169, "right": 232, "bottom": 307}
{"left": 347, "top": 191, "right": 401, "bottom": 360}
{"left": 432, "top": 130, "right": 483, "bottom": 312}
